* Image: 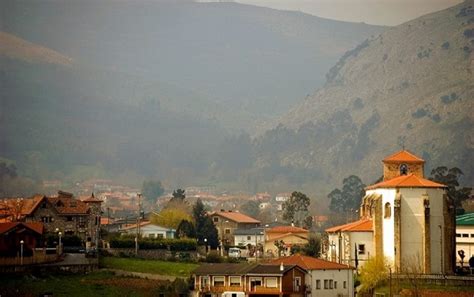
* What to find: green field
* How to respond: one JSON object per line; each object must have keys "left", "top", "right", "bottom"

{"left": 99, "top": 257, "right": 199, "bottom": 277}
{"left": 0, "top": 271, "right": 168, "bottom": 297}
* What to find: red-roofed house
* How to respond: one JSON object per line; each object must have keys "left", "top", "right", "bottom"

{"left": 0, "top": 222, "right": 44, "bottom": 257}
{"left": 325, "top": 218, "right": 374, "bottom": 268}
{"left": 268, "top": 254, "right": 354, "bottom": 297}
{"left": 210, "top": 211, "right": 260, "bottom": 246}
{"left": 325, "top": 150, "right": 455, "bottom": 274}
{"left": 264, "top": 226, "right": 309, "bottom": 257}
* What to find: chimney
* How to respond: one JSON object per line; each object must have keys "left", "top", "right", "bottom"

{"left": 280, "top": 262, "right": 284, "bottom": 271}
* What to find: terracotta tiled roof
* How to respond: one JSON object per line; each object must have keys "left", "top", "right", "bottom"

{"left": 383, "top": 150, "right": 424, "bottom": 163}
{"left": 0, "top": 222, "right": 44, "bottom": 235}
{"left": 46, "top": 197, "right": 90, "bottom": 215}
{"left": 267, "top": 233, "right": 309, "bottom": 242}
{"left": 214, "top": 211, "right": 260, "bottom": 223}
{"left": 268, "top": 254, "right": 353, "bottom": 270}
{"left": 325, "top": 218, "right": 373, "bottom": 233}
{"left": 365, "top": 174, "right": 446, "bottom": 190}
{"left": 193, "top": 263, "right": 257, "bottom": 275}
{"left": 266, "top": 226, "right": 308, "bottom": 234}
{"left": 121, "top": 221, "right": 153, "bottom": 230}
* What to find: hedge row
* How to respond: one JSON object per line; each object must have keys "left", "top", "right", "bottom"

{"left": 109, "top": 238, "right": 197, "bottom": 251}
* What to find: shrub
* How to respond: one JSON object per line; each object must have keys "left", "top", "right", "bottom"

{"left": 412, "top": 108, "right": 427, "bottom": 118}
{"left": 431, "top": 114, "right": 441, "bottom": 123}
{"left": 441, "top": 41, "right": 450, "bottom": 50}
{"left": 440, "top": 93, "right": 458, "bottom": 104}
{"left": 464, "top": 29, "right": 474, "bottom": 38}
{"left": 109, "top": 237, "right": 197, "bottom": 251}
{"left": 359, "top": 257, "right": 389, "bottom": 293}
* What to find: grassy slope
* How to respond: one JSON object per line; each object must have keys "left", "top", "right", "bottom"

{"left": 99, "top": 257, "right": 199, "bottom": 277}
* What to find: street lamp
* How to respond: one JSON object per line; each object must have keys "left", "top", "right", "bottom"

{"left": 58, "top": 232, "right": 62, "bottom": 254}
{"left": 204, "top": 238, "right": 208, "bottom": 254}
{"left": 20, "top": 240, "right": 24, "bottom": 265}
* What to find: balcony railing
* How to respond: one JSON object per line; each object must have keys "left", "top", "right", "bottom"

{"left": 196, "top": 285, "right": 282, "bottom": 294}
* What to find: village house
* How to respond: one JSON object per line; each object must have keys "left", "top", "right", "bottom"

{"left": 264, "top": 226, "right": 309, "bottom": 258}
{"left": 120, "top": 221, "right": 176, "bottom": 239}
{"left": 0, "top": 222, "right": 44, "bottom": 257}
{"left": 192, "top": 263, "right": 306, "bottom": 297}
{"left": 0, "top": 191, "right": 102, "bottom": 246}
{"left": 233, "top": 227, "right": 265, "bottom": 248}
{"left": 268, "top": 254, "right": 354, "bottom": 297}
{"left": 210, "top": 210, "right": 260, "bottom": 246}
{"left": 325, "top": 150, "right": 455, "bottom": 274}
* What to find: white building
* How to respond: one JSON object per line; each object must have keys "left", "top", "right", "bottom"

{"left": 326, "top": 150, "right": 456, "bottom": 274}
{"left": 456, "top": 213, "right": 474, "bottom": 266}
{"left": 269, "top": 254, "right": 354, "bottom": 297}
{"left": 121, "top": 221, "right": 176, "bottom": 239}
{"left": 234, "top": 227, "right": 265, "bottom": 247}
{"left": 326, "top": 218, "right": 374, "bottom": 269}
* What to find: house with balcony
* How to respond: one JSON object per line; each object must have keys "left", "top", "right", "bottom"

{"left": 210, "top": 211, "right": 260, "bottom": 246}
{"left": 192, "top": 263, "right": 306, "bottom": 297}
{"left": 456, "top": 212, "right": 474, "bottom": 266}
{"left": 269, "top": 254, "right": 354, "bottom": 297}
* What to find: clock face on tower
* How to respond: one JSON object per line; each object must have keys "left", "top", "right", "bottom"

{"left": 400, "top": 164, "right": 408, "bottom": 175}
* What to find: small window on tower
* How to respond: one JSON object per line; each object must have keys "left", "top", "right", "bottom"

{"left": 400, "top": 164, "right": 408, "bottom": 175}
{"left": 384, "top": 202, "right": 391, "bottom": 219}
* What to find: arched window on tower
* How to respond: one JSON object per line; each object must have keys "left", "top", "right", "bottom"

{"left": 384, "top": 202, "right": 391, "bottom": 219}
{"left": 400, "top": 164, "right": 408, "bottom": 175}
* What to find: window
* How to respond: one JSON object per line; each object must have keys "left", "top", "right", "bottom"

{"left": 384, "top": 202, "right": 391, "bottom": 219}
{"left": 456, "top": 233, "right": 461, "bottom": 237}
{"left": 265, "top": 277, "right": 278, "bottom": 288}
{"left": 462, "top": 234, "right": 469, "bottom": 238}
{"left": 225, "top": 228, "right": 231, "bottom": 234}
{"left": 294, "top": 277, "right": 301, "bottom": 291}
{"left": 316, "top": 280, "right": 321, "bottom": 290}
{"left": 358, "top": 244, "right": 366, "bottom": 255}
{"left": 471, "top": 234, "right": 474, "bottom": 238}
{"left": 229, "top": 276, "right": 241, "bottom": 286}
{"left": 157, "top": 234, "right": 164, "bottom": 239}
{"left": 400, "top": 164, "right": 408, "bottom": 175}
{"left": 67, "top": 216, "right": 73, "bottom": 221}
{"left": 201, "top": 276, "right": 209, "bottom": 288}
{"left": 247, "top": 236, "right": 251, "bottom": 240}
{"left": 232, "top": 294, "right": 237, "bottom": 297}
{"left": 324, "top": 280, "right": 328, "bottom": 289}
{"left": 329, "top": 280, "right": 333, "bottom": 289}
{"left": 213, "top": 217, "right": 219, "bottom": 222}
{"left": 213, "top": 276, "right": 225, "bottom": 287}
{"left": 334, "top": 281, "right": 337, "bottom": 289}
{"left": 41, "top": 202, "right": 47, "bottom": 208}
{"left": 343, "top": 281, "right": 346, "bottom": 289}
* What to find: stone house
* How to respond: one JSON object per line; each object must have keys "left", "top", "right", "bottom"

{"left": 210, "top": 211, "right": 260, "bottom": 246}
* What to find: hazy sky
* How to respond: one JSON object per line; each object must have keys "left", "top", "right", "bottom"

{"left": 232, "top": 0, "right": 463, "bottom": 26}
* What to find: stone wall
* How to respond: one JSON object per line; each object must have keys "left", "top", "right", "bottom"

{"left": 106, "top": 248, "right": 198, "bottom": 261}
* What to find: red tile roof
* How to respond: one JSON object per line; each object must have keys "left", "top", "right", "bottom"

{"left": 365, "top": 174, "right": 446, "bottom": 190}
{"left": 266, "top": 225, "right": 309, "bottom": 233}
{"left": 268, "top": 254, "right": 353, "bottom": 270}
{"left": 0, "top": 222, "right": 44, "bottom": 235}
{"left": 325, "top": 218, "right": 373, "bottom": 233}
{"left": 383, "top": 150, "right": 424, "bottom": 163}
{"left": 214, "top": 211, "right": 260, "bottom": 224}
{"left": 47, "top": 197, "right": 90, "bottom": 215}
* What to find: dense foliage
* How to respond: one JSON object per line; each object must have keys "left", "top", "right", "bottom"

{"left": 109, "top": 238, "right": 197, "bottom": 251}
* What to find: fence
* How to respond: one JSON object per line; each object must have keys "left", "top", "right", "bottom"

{"left": 0, "top": 248, "right": 59, "bottom": 266}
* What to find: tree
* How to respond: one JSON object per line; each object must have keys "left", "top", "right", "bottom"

{"left": 359, "top": 256, "right": 389, "bottom": 293}
{"left": 172, "top": 189, "right": 186, "bottom": 201}
{"left": 430, "top": 166, "right": 471, "bottom": 208}
{"left": 193, "top": 199, "right": 218, "bottom": 248}
{"left": 176, "top": 219, "right": 196, "bottom": 238}
{"left": 274, "top": 240, "right": 286, "bottom": 257}
{"left": 141, "top": 180, "right": 164, "bottom": 204}
{"left": 282, "top": 191, "right": 311, "bottom": 228}
{"left": 240, "top": 200, "right": 260, "bottom": 219}
{"left": 151, "top": 208, "right": 191, "bottom": 229}
{"left": 328, "top": 175, "right": 365, "bottom": 214}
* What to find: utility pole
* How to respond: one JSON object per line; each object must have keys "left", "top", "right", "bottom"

{"left": 136, "top": 193, "right": 142, "bottom": 255}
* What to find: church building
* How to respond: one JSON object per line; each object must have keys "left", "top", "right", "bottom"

{"left": 326, "top": 150, "right": 456, "bottom": 274}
